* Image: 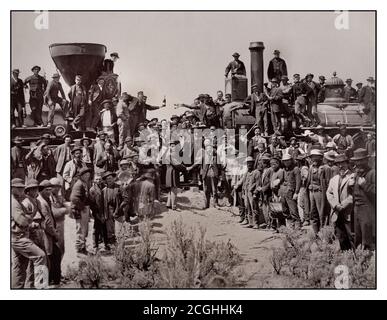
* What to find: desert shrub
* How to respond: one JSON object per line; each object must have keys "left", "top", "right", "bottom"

{"left": 157, "top": 219, "right": 242, "bottom": 288}
{"left": 64, "top": 254, "right": 110, "bottom": 288}
{"left": 268, "top": 226, "right": 375, "bottom": 288}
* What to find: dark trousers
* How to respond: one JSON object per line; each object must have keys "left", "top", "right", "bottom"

{"left": 309, "top": 190, "right": 325, "bottom": 234}
{"left": 335, "top": 214, "right": 354, "bottom": 251}
{"left": 29, "top": 96, "right": 44, "bottom": 125}
{"left": 203, "top": 176, "right": 218, "bottom": 208}
{"left": 73, "top": 104, "right": 87, "bottom": 130}
{"left": 256, "top": 107, "right": 269, "bottom": 134}
{"left": 87, "top": 103, "right": 101, "bottom": 129}
{"left": 11, "top": 96, "right": 24, "bottom": 127}
{"left": 354, "top": 205, "right": 375, "bottom": 251}
{"left": 48, "top": 243, "right": 62, "bottom": 285}
{"left": 93, "top": 219, "right": 109, "bottom": 248}
{"left": 280, "top": 189, "right": 300, "bottom": 225}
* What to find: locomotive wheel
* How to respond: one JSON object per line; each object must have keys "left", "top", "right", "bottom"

{"left": 54, "top": 124, "right": 67, "bottom": 138}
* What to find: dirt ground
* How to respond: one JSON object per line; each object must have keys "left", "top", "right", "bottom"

{"left": 61, "top": 188, "right": 284, "bottom": 288}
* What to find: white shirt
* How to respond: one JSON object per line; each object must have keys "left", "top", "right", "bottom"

{"left": 102, "top": 110, "right": 112, "bottom": 127}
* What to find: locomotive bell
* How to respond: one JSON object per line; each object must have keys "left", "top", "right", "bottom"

{"left": 323, "top": 72, "right": 346, "bottom": 103}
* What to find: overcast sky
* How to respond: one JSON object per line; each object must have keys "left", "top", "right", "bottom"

{"left": 12, "top": 11, "right": 375, "bottom": 119}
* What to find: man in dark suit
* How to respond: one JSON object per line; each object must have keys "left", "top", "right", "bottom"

{"left": 201, "top": 144, "right": 221, "bottom": 208}
{"left": 267, "top": 50, "right": 288, "bottom": 82}
{"left": 358, "top": 77, "right": 376, "bottom": 123}
{"left": 44, "top": 73, "right": 67, "bottom": 128}
{"left": 11, "top": 69, "right": 26, "bottom": 128}
{"left": 225, "top": 52, "right": 246, "bottom": 78}
{"left": 247, "top": 84, "right": 269, "bottom": 135}
{"left": 11, "top": 136, "right": 28, "bottom": 179}
{"left": 24, "top": 65, "right": 47, "bottom": 127}
{"left": 137, "top": 91, "right": 166, "bottom": 124}
{"left": 68, "top": 75, "right": 88, "bottom": 131}
{"left": 53, "top": 134, "right": 73, "bottom": 178}
{"left": 343, "top": 78, "right": 357, "bottom": 102}
{"left": 87, "top": 77, "right": 105, "bottom": 131}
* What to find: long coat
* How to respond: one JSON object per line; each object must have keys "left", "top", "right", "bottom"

{"left": 11, "top": 146, "right": 28, "bottom": 178}
{"left": 326, "top": 172, "right": 353, "bottom": 221}
{"left": 37, "top": 194, "right": 58, "bottom": 255}
{"left": 132, "top": 178, "right": 156, "bottom": 218}
{"left": 165, "top": 152, "right": 186, "bottom": 188}
{"left": 267, "top": 57, "right": 287, "bottom": 81}
{"left": 54, "top": 143, "right": 73, "bottom": 174}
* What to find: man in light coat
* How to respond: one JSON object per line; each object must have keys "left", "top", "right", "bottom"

{"left": 326, "top": 154, "right": 354, "bottom": 251}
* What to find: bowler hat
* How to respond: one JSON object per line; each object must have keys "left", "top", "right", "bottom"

{"left": 110, "top": 52, "right": 120, "bottom": 58}
{"left": 273, "top": 49, "right": 280, "bottom": 54}
{"left": 232, "top": 52, "right": 240, "bottom": 57}
{"left": 25, "top": 179, "right": 39, "bottom": 191}
{"left": 345, "top": 78, "right": 353, "bottom": 83}
{"left": 350, "top": 148, "right": 369, "bottom": 161}
{"left": 78, "top": 167, "right": 92, "bottom": 177}
{"left": 102, "top": 171, "right": 116, "bottom": 180}
{"left": 31, "top": 65, "right": 41, "bottom": 72}
{"left": 324, "top": 150, "right": 338, "bottom": 162}
{"left": 11, "top": 178, "right": 25, "bottom": 188}
{"left": 293, "top": 73, "right": 300, "bottom": 78}
{"left": 306, "top": 73, "right": 314, "bottom": 78}
{"left": 319, "top": 75, "right": 326, "bottom": 80}
{"left": 52, "top": 73, "right": 60, "bottom": 79}
{"left": 334, "top": 154, "right": 348, "bottom": 163}
{"left": 39, "top": 180, "right": 53, "bottom": 190}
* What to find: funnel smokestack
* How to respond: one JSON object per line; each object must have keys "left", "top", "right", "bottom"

{"left": 249, "top": 41, "right": 265, "bottom": 93}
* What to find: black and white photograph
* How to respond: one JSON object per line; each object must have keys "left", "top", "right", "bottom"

{"left": 7, "top": 8, "right": 378, "bottom": 296}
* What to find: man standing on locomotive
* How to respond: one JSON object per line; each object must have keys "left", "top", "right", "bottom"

{"left": 68, "top": 75, "right": 88, "bottom": 131}
{"left": 24, "top": 65, "right": 47, "bottom": 127}
{"left": 44, "top": 73, "right": 68, "bottom": 128}
{"left": 11, "top": 69, "right": 26, "bottom": 128}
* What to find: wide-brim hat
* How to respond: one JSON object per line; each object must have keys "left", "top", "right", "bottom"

{"left": 39, "top": 180, "right": 53, "bottom": 190}
{"left": 11, "top": 178, "right": 25, "bottom": 188}
{"left": 309, "top": 149, "right": 324, "bottom": 157}
{"left": 71, "top": 146, "right": 82, "bottom": 154}
{"left": 101, "top": 99, "right": 113, "bottom": 106}
{"left": 319, "top": 75, "right": 326, "bottom": 80}
{"left": 31, "top": 65, "right": 41, "bottom": 72}
{"left": 13, "top": 136, "right": 24, "bottom": 144}
{"left": 102, "top": 171, "right": 116, "bottom": 180}
{"left": 324, "top": 150, "right": 338, "bottom": 162}
{"left": 41, "top": 133, "right": 51, "bottom": 140}
{"left": 110, "top": 52, "right": 120, "bottom": 58}
{"left": 78, "top": 167, "right": 92, "bottom": 177}
{"left": 305, "top": 73, "right": 314, "bottom": 78}
{"left": 281, "top": 153, "right": 293, "bottom": 161}
{"left": 49, "top": 177, "right": 62, "bottom": 187}
{"left": 334, "top": 154, "right": 348, "bottom": 163}
{"left": 345, "top": 78, "right": 353, "bottom": 83}
{"left": 350, "top": 148, "right": 369, "bottom": 161}
{"left": 80, "top": 137, "right": 92, "bottom": 145}
{"left": 24, "top": 179, "right": 40, "bottom": 191}
{"left": 273, "top": 49, "right": 280, "bottom": 54}
{"left": 232, "top": 52, "right": 240, "bottom": 57}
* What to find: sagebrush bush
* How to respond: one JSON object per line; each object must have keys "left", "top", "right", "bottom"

{"left": 268, "top": 226, "right": 376, "bottom": 288}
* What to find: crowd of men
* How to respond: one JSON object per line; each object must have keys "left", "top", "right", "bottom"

{"left": 11, "top": 49, "right": 376, "bottom": 289}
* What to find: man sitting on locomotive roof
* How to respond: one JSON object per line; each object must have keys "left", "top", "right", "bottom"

{"left": 225, "top": 52, "right": 246, "bottom": 78}
{"left": 44, "top": 73, "right": 68, "bottom": 128}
